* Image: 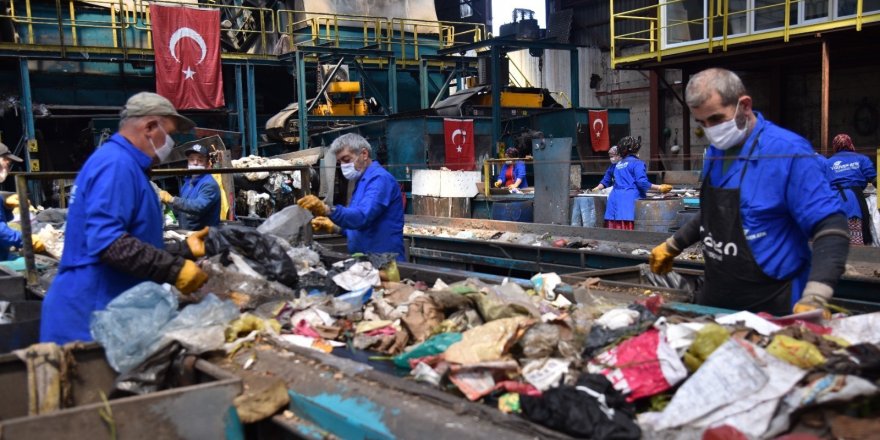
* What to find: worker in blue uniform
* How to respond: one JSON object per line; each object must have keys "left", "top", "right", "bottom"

{"left": 649, "top": 68, "right": 850, "bottom": 317}
{"left": 159, "top": 143, "right": 221, "bottom": 230}
{"left": 825, "top": 133, "right": 877, "bottom": 245}
{"left": 494, "top": 147, "right": 529, "bottom": 189}
{"left": 590, "top": 145, "right": 621, "bottom": 192}
{"left": 40, "top": 92, "right": 209, "bottom": 344}
{"left": 0, "top": 143, "right": 45, "bottom": 258}
{"left": 602, "top": 136, "right": 673, "bottom": 230}
{"left": 298, "top": 133, "right": 405, "bottom": 261}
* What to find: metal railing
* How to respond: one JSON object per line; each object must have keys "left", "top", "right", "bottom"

{"left": 611, "top": 0, "right": 880, "bottom": 66}
{"left": 0, "top": 0, "right": 484, "bottom": 63}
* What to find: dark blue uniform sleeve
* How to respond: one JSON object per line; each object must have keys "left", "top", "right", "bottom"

{"left": 495, "top": 164, "right": 508, "bottom": 183}
{"left": 862, "top": 155, "right": 877, "bottom": 184}
{"left": 633, "top": 160, "right": 652, "bottom": 194}
{"left": 600, "top": 164, "right": 614, "bottom": 187}
{"left": 85, "top": 161, "right": 138, "bottom": 257}
{"left": 171, "top": 180, "right": 219, "bottom": 215}
{"left": 514, "top": 161, "right": 527, "bottom": 182}
{"left": 0, "top": 222, "right": 22, "bottom": 249}
{"left": 330, "top": 175, "right": 393, "bottom": 230}
{"left": 786, "top": 150, "right": 845, "bottom": 237}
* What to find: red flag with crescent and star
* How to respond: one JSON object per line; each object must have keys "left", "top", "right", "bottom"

{"left": 150, "top": 4, "right": 224, "bottom": 110}
{"left": 588, "top": 109, "right": 610, "bottom": 152}
{"left": 444, "top": 118, "right": 475, "bottom": 170}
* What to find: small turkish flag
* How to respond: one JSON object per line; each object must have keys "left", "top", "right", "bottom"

{"left": 444, "top": 118, "right": 475, "bottom": 171}
{"left": 589, "top": 110, "right": 610, "bottom": 152}
{"left": 151, "top": 4, "right": 224, "bottom": 110}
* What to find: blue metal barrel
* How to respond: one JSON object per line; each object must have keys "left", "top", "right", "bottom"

{"left": 634, "top": 199, "right": 684, "bottom": 233}
{"left": 491, "top": 200, "right": 534, "bottom": 222}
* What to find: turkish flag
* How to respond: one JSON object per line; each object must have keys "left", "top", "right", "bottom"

{"left": 151, "top": 4, "right": 224, "bottom": 110}
{"left": 589, "top": 110, "right": 610, "bottom": 152}
{"left": 444, "top": 118, "right": 475, "bottom": 171}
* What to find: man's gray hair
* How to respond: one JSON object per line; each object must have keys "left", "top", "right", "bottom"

{"left": 685, "top": 68, "right": 747, "bottom": 108}
{"left": 329, "top": 133, "right": 372, "bottom": 157}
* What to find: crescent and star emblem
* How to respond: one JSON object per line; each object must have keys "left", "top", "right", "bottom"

{"left": 451, "top": 128, "right": 467, "bottom": 153}
{"left": 592, "top": 118, "right": 604, "bottom": 138}
{"left": 169, "top": 27, "right": 207, "bottom": 80}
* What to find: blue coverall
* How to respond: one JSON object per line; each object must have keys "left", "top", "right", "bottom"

{"left": 172, "top": 173, "right": 221, "bottom": 230}
{"left": 604, "top": 155, "right": 652, "bottom": 222}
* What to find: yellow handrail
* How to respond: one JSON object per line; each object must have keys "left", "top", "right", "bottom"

{"left": 611, "top": 0, "right": 880, "bottom": 67}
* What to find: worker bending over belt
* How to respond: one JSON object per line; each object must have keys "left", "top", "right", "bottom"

{"left": 825, "top": 133, "right": 877, "bottom": 245}
{"left": 650, "top": 68, "right": 849, "bottom": 317}
{"left": 159, "top": 143, "right": 221, "bottom": 230}
{"left": 0, "top": 142, "right": 45, "bottom": 258}
{"left": 41, "top": 93, "right": 209, "bottom": 344}
{"left": 495, "top": 147, "right": 529, "bottom": 189}
{"left": 603, "top": 136, "right": 673, "bottom": 230}
{"left": 298, "top": 133, "right": 405, "bottom": 261}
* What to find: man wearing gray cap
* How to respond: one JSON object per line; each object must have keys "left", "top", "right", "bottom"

{"left": 41, "top": 92, "right": 210, "bottom": 344}
{"left": 159, "top": 143, "right": 221, "bottom": 230}
{"left": 0, "top": 142, "right": 45, "bottom": 259}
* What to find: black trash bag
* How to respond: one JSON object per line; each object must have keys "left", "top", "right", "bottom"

{"left": 204, "top": 225, "right": 298, "bottom": 288}
{"left": 521, "top": 374, "right": 641, "bottom": 439}
{"left": 112, "top": 341, "right": 184, "bottom": 397}
{"left": 821, "top": 343, "right": 880, "bottom": 381}
{"left": 365, "top": 253, "right": 398, "bottom": 270}
{"left": 638, "top": 264, "right": 700, "bottom": 300}
{"left": 298, "top": 270, "right": 339, "bottom": 296}
{"left": 583, "top": 304, "right": 656, "bottom": 358}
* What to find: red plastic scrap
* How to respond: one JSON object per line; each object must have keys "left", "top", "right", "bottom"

{"left": 493, "top": 380, "right": 542, "bottom": 397}
{"left": 637, "top": 294, "right": 665, "bottom": 315}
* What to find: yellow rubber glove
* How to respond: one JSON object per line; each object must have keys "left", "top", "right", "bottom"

{"left": 186, "top": 227, "right": 209, "bottom": 258}
{"left": 5, "top": 194, "right": 19, "bottom": 209}
{"left": 175, "top": 260, "right": 208, "bottom": 294}
{"left": 311, "top": 216, "right": 338, "bottom": 233}
{"left": 792, "top": 282, "right": 833, "bottom": 319}
{"left": 31, "top": 235, "right": 45, "bottom": 253}
{"left": 659, "top": 184, "right": 673, "bottom": 193}
{"left": 297, "top": 195, "right": 329, "bottom": 217}
{"left": 648, "top": 238, "right": 681, "bottom": 274}
{"left": 159, "top": 190, "right": 173, "bottom": 204}
{"left": 494, "top": 180, "right": 503, "bottom": 188}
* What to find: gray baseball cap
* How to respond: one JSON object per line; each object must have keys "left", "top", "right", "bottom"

{"left": 0, "top": 142, "right": 23, "bottom": 163}
{"left": 120, "top": 92, "right": 196, "bottom": 132}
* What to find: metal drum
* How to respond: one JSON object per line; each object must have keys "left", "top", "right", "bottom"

{"left": 634, "top": 198, "right": 684, "bottom": 233}
{"left": 491, "top": 200, "right": 534, "bottom": 223}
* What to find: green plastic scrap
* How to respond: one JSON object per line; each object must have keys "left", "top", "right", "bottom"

{"left": 392, "top": 332, "right": 462, "bottom": 368}
{"left": 683, "top": 323, "right": 730, "bottom": 372}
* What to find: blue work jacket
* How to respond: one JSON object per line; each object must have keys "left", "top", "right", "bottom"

{"left": 496, "top": 161, "right": 528, "bottom": 188}
{"left": 41, "top": 134, "right": 164, "bottom": 344}
{"left": 330, "top": 162, "right": 405, "bottom": 261}
{"left": 604, "top": 156, "right": 651, "bottom": 221}
{"left": 702, "top": 112, "right": 843, "bottom": 298}
{"left": 599, "top": 163, "right": 616, "bottom": 188}
{"left": 0, "top": 199, "right": 22, "bottom": 260}
{"left": 825, "top": 151, "right": 877, "bottom": 219}
{"left": 172, "top": 173, "right": 221, "bottom": 230}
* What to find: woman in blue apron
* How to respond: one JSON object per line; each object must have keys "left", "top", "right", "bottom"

{"left": 603, "top": 137, "right": 672, "bottom": 230}
{"left": 826, "top": 133, "right": 877, "bottom": 245}
{"left": 591, "top": 146, "right": 620, "bottom": 192}
{"left": 495, "top": 147, "right": 528, "bottom": 189}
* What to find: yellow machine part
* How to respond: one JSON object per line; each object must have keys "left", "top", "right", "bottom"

{"left": 311, "top": 101, "right": 369, "bottom": 116}
{"left": 474, "top": 91, "right": 544, "bottom": 108}
{"left": 327, "top": 81, "right": 361, "bottom": 94}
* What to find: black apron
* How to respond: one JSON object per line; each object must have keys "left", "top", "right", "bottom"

{"left": 835, "top": 185, "right": 873, "bottom": 245}
{"left": 697, "top": 130, "right": 792, "bottom": 315}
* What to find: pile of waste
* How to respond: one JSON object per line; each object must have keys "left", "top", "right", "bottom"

{"left": 231, "top": 155, "right": 309, "bottom": 218}
{"left": 83, "top": 208, "right": 880, "bottom": 438}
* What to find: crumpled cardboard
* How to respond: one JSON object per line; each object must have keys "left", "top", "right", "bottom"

{"left": 443, "top": 316, "right": 534, "bottom": 365}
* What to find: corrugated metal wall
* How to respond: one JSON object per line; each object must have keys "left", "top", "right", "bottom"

{"left": 555, "top": 0, "right": 653, "bottom": 50}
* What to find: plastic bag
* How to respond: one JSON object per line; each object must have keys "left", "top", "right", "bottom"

{"left": 204, "top": 225, "right": 299, "bottom": 287}
{"left": 256, "top": 205, "right": 313, "bottom": 245}
{"left": 638, "top": 264, "right": 699, "bottom": 298}
{"left": 682, "top": 323, "right": 729, "bottom": 372}
{"left": 393, "top": 332, "right": 462, "bottom": 368}
{"left": 518, "top": 323, "right": 561, "bottom": 359}
{"left": 766, "top": 334, "right": 826, "bottom": 369}
{"left": 91, "top": 282, "right": 240, "bottom": 373}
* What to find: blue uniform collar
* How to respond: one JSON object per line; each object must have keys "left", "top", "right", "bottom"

{"left": 185, "top": 173, "right": 211, "bottom": 186}
{"left": 111, "top": 133, "right": 154, "bottom": 171}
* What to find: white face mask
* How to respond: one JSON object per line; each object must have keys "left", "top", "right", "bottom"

{"left": 0, "top": 167, "right": 7, "bottom": 183}
{"left": 704, "top": 102, "right": 749, "bottom": 150}
{"left": 188, "top": 164, "right": 205, "bottom": 170}
{"left": 340, "top": 162, "right": 362, "bottom": 180}
{"left": 610, "top": 155, "right": 621, "bottom": 164}
{"left": 149, "top": 125, "right": 175, "bottom": 163}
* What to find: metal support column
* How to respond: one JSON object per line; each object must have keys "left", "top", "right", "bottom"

{"left": 388, "top": 56, "right": 397, "bottom": 114}
{"left": 296, "top": 51, "right": 308, "bottom": 151}
{"left": 246, "top": 64, "right": 258, "bottom": 155}
{"left": 419, "top": 58, "right": 429, "bottom": 109}
{"left": 490, "top": 45, "right": 502, "bottom": 154}
{"left": 19, "top": 58, "right": 35, "bottom": 171}
{"left": 569, "top": 49, "right": 580, "bottom": 108}
{"left": 455, "top": 60, "right": 463, "bottom": 91}
{"left": 235, "top": 65, "right": 246, "bottom": 153}
{"left": 649, "top": 70, "right": 661, "bottom": 171}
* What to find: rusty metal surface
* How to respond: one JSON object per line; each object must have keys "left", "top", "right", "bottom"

{"left": 0, "top": 345, "right": 242, "bottom": 440}
{"left": 532, "top": 137, "right": 573, "bottom": 225}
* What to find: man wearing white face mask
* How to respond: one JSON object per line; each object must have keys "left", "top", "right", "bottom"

{"left": 159, "top": 143, "right": 221, "bottom": 230}
{"left": 648, "top": 68, "right": 849, "bottom": 318}
{"left": 41, "top": 92, "right": 209, "bottom": 344}
{"left": 297, "top": 133, "right": 405, "bottom": 261}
